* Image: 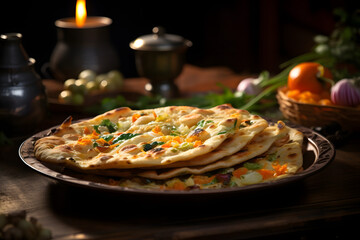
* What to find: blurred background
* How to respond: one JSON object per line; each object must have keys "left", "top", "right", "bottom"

{"left": 1, "top": 0, "right": 359, "bottom": 78}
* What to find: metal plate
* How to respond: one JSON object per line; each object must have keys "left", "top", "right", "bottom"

{"left": 19, "top": 124, "right": 335, "bottom": 197}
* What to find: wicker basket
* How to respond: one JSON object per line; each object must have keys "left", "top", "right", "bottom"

{"left": 276, "top": 86, "right": 360, "bottom": 131}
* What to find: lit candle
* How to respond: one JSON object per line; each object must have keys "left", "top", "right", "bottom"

{"left": 55, "top": 0, "right": 112, "bottom": 29}
{"left": 76, "top": 0, "right": 87, "bottom": 27}
{"left": 49, "top": 0, "right": 119, "bottom": 81}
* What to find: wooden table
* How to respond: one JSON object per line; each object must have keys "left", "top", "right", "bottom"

{"left": 1, "top": 66, "right": 360, "bottom": 239}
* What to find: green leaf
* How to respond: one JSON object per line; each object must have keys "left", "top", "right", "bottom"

{"left": 143, "top": 141, "right": 165, "bottom": 152}
{"left": 113, "top": 133, "right": 141, "bottom": 143}
{"left": 267, "top": 153, "right": 277, "bottom": 162}
{"left": 243, "top": 162, "right": 262, "bottom": 170}
{"left": 93, "top": 119, "right": 118, "bottom": 133}
{"left": 101, "top": 134, "right": 114, "bottom": 142}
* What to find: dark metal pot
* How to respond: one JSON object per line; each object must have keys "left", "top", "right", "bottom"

{"left": 50, "top": 17, "right": 120, "bottom": 81}
{"left": 130, "top": 27, "right": 192, "bottom": 98}
{"left": 0, "top": 33, "right": 47, "bottom": 137}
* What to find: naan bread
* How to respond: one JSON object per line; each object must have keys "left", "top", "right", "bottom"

{"left": 112, "top": 125, "right": 304, "bottom": 190}
{"left": 130, "top": 121, "right": 291, "bottom": 179}
{"left": 35, "top": 104, "right": 267, "bottom": 170}
{"left": 34, "top": 104, "right": 305, "bottom": 190}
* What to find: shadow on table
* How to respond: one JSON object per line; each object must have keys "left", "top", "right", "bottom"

{"left": 45, "top": 179, "right": 307, "bottom": 223}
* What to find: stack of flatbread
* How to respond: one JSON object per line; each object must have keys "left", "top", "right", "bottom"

{"left": 34, "top": 104, "right": 304, "bottom": 190}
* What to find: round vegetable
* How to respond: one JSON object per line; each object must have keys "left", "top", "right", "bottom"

{"left": 236, "top": 78, "right": 262, "bottom": 95}
{"left": 95, "top": 74, "right": 108, "bottom": 86}
{"left": 74, "top": 79, "right": 87, "bottom": 94}
{"left": 72, "top": 93, "right": 85, "bottom": 105}
{"left": 58, "top": 90, "right": 73, "bottom": 104}
{"left": 331, "top": 78, "right": 360, "bottom": 107}
{"left": 63, "top": 79, "right": 76, "bottom": 91}
{"left": 86, "top": 81, "right": 98, "bottom": 92}
{"left": 99, "top": 78, "right": 118, "bottom": 91}
{"left": 288, "top": 62, "right": 333, "bottom": 94}
{"left": 78, "top": 69, "right": 96, "bottom": 82}
{"left": 107, "top": 70, "right": 124, "bottom": 87}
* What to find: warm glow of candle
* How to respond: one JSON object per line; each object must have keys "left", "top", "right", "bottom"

{"left": 76, "top": 0, "right": 87, "bottom": 27}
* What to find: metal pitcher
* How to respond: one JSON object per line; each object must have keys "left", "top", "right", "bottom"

{"left": 0, "top": 33, "right": 47, "bottom": 137}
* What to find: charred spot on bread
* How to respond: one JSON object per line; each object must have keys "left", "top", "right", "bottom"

{"left": 149, "top": 147, "right": 165, "bottom": 155}
{"left": 216, "top": 104, "right": 232, "bottom": 110}
{"left": 120, "top": 144, "right": 138, "bottom": 153}
{"left": 277, "top": 121, "right": 285, "bottom": 129}
{"left": 288, "top": 153, "right": 298, "bottom": 159}
{"left": 115, "top": 107, "right": 131, "bottom": 112}
{"left": 100, "top": 155, "right": 112, "bottom": 161}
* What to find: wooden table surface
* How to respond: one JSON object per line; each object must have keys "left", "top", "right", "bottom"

{"left": 1, "top": 65, "right": 360, "bottom": 240}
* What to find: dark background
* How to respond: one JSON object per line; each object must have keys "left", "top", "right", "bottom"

{"left": 1, "top": 0, "right": 358, "bottom": 78}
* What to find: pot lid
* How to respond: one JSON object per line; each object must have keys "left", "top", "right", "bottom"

{"left": 130, "top": 26, "right": 192, "bottom": 51}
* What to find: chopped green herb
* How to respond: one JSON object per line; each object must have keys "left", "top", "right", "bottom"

{"left": 267, "top": 153, "right": 277, "bottom": 162}
{"left": 168, "top": 125, "right": 180, "bottom": 136}
{"left": 101, "top": 135, "right": 113, "bottom": 142}
{"left": 143, "top": 141, "right": 165, "bottom": 152}
{"left": 93, "top": 125, "right": 100, "bottom": 134}
{"left": 197, "top": 120, "right": 205, "bottom": 128}
{"left": 93, "top": 119, "right": 118, "bottom": 133}
{"left": 239, "top": 120, "right": 253, "bottom": 128}
{"left": 203, "top": 177, "right": 218, "bottom": 186}
{"left": 217, "top": 131, "right": 228, "bottom": 135}
{"left": 239, "top": 120, "right": 254, "bottom": 128}
{"left": 177, "top": 142, "right": 194, "bottom": 151}
{"left": 113, "top": 133, "right": 141, "bottom": 143}
{"left": 197, "top": 120, "right": 214, "bottom": 128}
{"left": 170, "top": 131, "right": 180, "bottom": 136}
{"left": 243, "top": 162, "right": 262, "bottom": 170}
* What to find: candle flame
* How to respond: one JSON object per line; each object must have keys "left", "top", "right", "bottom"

{"left": 76, "top": 0, "right": 87, "bottom": 27}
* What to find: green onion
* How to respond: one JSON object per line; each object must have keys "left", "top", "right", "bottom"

{"left": 93, "top": 119, "right": 118, "bottom": 133}
{"left": 101, "top": 135, "right": 113, "bottom": 142}
{"left": 243, "top": 162, "right": 262, "bottom": 170}
{"left": 113, "top": 133, "right": 141, "bottom": 143}
{"left": 143, "top": 141, "right": 165, "bottom": 152}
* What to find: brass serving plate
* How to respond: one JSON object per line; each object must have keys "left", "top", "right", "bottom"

{"left": 19, "top": 123, "right": 335, "bottom": 197}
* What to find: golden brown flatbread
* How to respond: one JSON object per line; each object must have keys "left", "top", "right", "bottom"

{"left": 34, "top": 104, "right": 304, "bottom": 191}
{"left": 35, "top": 104, "right": 267, "bottom": 169}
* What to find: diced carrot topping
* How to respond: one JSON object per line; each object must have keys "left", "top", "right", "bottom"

{"left": 171, "top": 181, "right": 186, "bottom": 190}
{"left": 193, "top": 140, "right": 202, "bottom": 148}
{"left": 132, "top": 113, "right": 141, "bottom": 123}
{"left": 186, "top": 135, "right": 198, "bottom": 143}
{"left": 109, "top": 143, "right": 119, "bottom": 149}
{"left": 152, "top": 125, "right": 162, "bottom": 134}
{"left": 257, "top": 169, "right": 275, "bottom": 180}
{"left": 83, "top": 126, "right": 91, "bottom": 135}
{"left": 77, "top": 138, "right": 92, "bottom": 145}
{"left": 193, "top": 175, "right": 215, "bottom": 185}
{"left": 233, "top": 167, "right": 248, "bottom": 178}
{"left": 162, "top": 142, "right": 172, "bottom": 148}
{"left": 96, "top": 138, "right": 108, "bottom": 145}
{"left": 153, "top": 111, "right": 157, "bottom": 119}
{"left": 273, "top": 164, "right": 288, "bottom": 176}
{"left": 90, "top": 130, "right": 99, "bottom": 139}
{"left": 172, "top": 136, "right": 182, "bottom": 144}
